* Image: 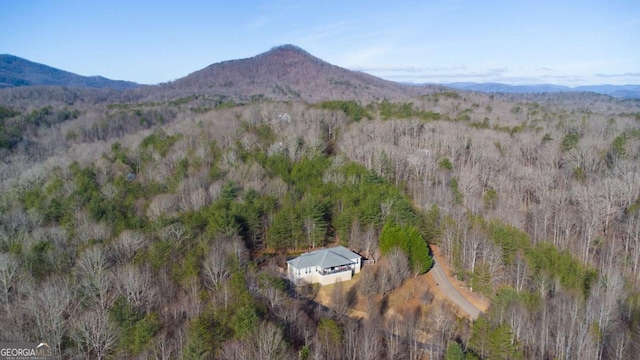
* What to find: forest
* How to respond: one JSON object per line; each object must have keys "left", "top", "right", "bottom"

{"left": 0, "top": 85, "right": 640, "bottom": 359}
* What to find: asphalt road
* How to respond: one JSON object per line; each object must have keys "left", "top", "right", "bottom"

{"left": 430, "top": 260, "right": 482, "bottom": 320}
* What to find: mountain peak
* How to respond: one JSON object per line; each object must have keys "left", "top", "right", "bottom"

{"left": 268, "top": 44, "right": 311, "bottom": 55}
{"left": 255, "top": 44, "right": 321, "bottom": 64}
{"left": 168, "top": 45, "right": 428, "bottom": 102}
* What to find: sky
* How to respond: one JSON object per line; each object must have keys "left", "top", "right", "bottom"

{"left": 1, "top": 0, "right": 639, "bottom": 86}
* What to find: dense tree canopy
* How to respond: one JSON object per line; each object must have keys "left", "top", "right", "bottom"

{"left": 0, "top": 87, "right": 638, "bottom": 359}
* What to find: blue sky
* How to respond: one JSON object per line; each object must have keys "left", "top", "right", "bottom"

{"left": 1, "top": 0, "right": 639, "bottom": 86}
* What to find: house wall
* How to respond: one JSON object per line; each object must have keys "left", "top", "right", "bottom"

{"left": 288, "top": 264, "right": 314, "bottom": 284}
{"left": 317, "top": 271, "right": 352, "bottom": 286}
{"left": 288, "top": 264, "right": 354, "bottom": 286}
{"left": 352, "top": 257, "right": 361, "bottom": 273}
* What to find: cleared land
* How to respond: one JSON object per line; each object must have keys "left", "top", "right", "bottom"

{"left": 314, "top": 246, "right": 489, "bottom": 321}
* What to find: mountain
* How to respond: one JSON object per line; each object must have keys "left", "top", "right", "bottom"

{"left": 0, "top": 54, "right": 138, "bottom": 90}
{"left": 445, "top": 82, "right": 640, "bottom": 99}
{"left": 574, "top": 84, "right": 640, "bottom": 99}
{"left": 166, "top": 44, "right": 432, "bottom": 102}
{"left": 3, "top": 46, "right": 637, "bottom": 103}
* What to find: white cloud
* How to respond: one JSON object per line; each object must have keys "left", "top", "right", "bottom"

{"left": 352, "top": 65, "right": 467, "bottom": 73}
{"left": 594, "top": 72, "right": 640, "bottom": 78}
{"left": 356, "top": 65, "right": 514, "bottom": 83}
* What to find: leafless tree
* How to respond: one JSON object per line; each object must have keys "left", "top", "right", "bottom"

{"left": 152, "top": 329, "right": 176, "bottom": 360}
{"left": 177, "top": 175, "right": 209, "bottom": 212}
{"left": 113, "top": 264, "right": 152, "bottom": 311}
{"left": 27, "top": 278, "right": 75, "bottom": 357}
{"left": 399, "top": 306, "right": 424, "bottom": 360}
{"left": 76, "top": 246, "right": 112, "bottom": 310}
{"left": 387, "top": 247, "right": 410, "bottom": 290}
{"left": 385, "top": 313, "right": 407, "bottom": 359}
{"left": 625, "top": 210, "right": 640, "bottom": 284}
{"left": 203, "top": 238, "right": 234, "bottom": 290}
{"left": 587, "top": 270, "right": 624, "bottom": 360}
{"left": 331, "top": 281, "right": 355, "bottom": 318}
{"left": 363, "top": 224, "right": 379, "bottom": 261}
{"left": 596, "top": 177, "right": 625, "bottom": 238}
{"left": 256, "top": 271, "right": 286, "bottom": 310}
{"left": 343, "top": 319, "right": 360, "bottom": 360}
{"left": 228, "top": 234, "right": 249, "bottom": 269}
{"left": 219, "top": 340, "right": 250, "bottom": 360}
{"left": 160, "top": 222, "right": 188, "bottom": 248}
{"left": 427, "top": 302, "right": 456, "bottom": 360}
{"left": 292, "top": 306, "right": 315, "bottom": 347}
{"left": 359, "top": 316, "right": 382, "bottom": 360}
{"left": 74, "top": 307, "right": 117, "bottom": 360}
{"left": 358, "top": 266, "right": 378, "bottom": 298}
{"left": 147, "top": 193, "right": 179, "bottom": 220}
{"left": 249, "top": 321, "right": 286, "bottom": 360}
{"left": 110, "top": 230, "right": 147, "bottom": 265}
{"left": 549, "top": 291, "right": 597, "bottom": 359}
{"left": 378, "top": 265, "right": 393, "bottom": 295}
{"left": 511, "top": 252, "right": 529, "bottom": 291}
{"left": 76, "top": 246, "right": 108, "bottom": 277}
{"left": 348, "top": 218, "right": 363, "bottom": 253}
{"left": 0, "top": 253, "right": 19, "bottom": 311}
{"left": 574, "top": 184, "right": 605, "bottom": 265}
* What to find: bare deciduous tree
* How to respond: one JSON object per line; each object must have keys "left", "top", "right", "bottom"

{"left": 74, "top": 308, "right": 117, "bottom": 360}
{"left": 219, "top": 340, "right": 250, "bottom": 360}
{"left": 0, "top": 253, "right": 19, "bottom": 310}
{"left": 427, "top": 302, "right": 456, "bottom": 360}
{"left": 113, "top": 264, "right": 152, "bottom": 310}
{"left": 331, "top": 281, "right": 355, "bottom": 318}
{"left": 360, "top": 316, "right": 382, "bottom": 360}
{"left": 76, "top": 246, "right": 112, "bottom": 310}
{"left": 153, "top": 329, "right": 176, "bottom": 360}
{"left": 399, "top": 306, "right": 424, "bottom": 360}
{"left": 358, "top": 266, "right": 378, "bottom": 298}
{"left": 147, "top": 193, "right": 179, "bottom": 220}
{"left": 343, "top": 319, "right": 360, "bottom": 360}
{"left": 203, "top": 244, "right": 231, "bottom": 290}
{"left": 249, "top": 321, "right": 286, "bottom": 360}
{"left": 111, "top": 230, "right": 147, "bottom": 265}
{"left": 160, "top": 222, "right": 188, "bottom": 248}
{"left": 28, "top": 279, "right": 75, "bottom": 357}
{"left": 385, "top": 313, "right": 407, "bottom": 360}
{"left": 387, "top": 247, "right": 410, "bottom": 289}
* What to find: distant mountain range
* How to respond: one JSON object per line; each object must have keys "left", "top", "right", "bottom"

{"left": 444, "top": 82, "right": 640, "bottom": 99}
{"left": 0, "top": 54, "right": 138, "bottom": 90}
{"left": 1, "top": 47, "right": 639, "bottom": 100}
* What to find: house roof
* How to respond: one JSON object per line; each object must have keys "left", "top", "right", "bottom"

{"left": 287, "top": 246, "right": 360, "bottom": 270}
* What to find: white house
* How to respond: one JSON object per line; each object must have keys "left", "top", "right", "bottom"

{"left": 287, "top": 246, "right": 361, "bottom": 286}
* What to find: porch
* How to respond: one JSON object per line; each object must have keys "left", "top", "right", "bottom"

{"left": 319, "top": 265, "right": 352, "bottom": 276}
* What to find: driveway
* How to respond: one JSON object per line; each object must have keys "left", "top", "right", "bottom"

{"left": 430, "top": 259, "right": 482, "bottom": 320}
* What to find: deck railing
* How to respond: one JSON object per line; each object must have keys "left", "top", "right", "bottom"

{"left": 319, "top": 265, "right": 351, "bottom": 276}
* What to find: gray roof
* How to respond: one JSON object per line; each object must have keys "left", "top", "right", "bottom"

{"left": 287, "top": 246, "right": 360, "bottom": 270}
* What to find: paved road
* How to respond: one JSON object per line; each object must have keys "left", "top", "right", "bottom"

{"left": 430, "top": 260, "right": 482, "bottom": 320}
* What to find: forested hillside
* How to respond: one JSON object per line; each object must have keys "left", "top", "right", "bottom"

{"left": 1, "top": 51, "right": 640, "bottom": 359}
{"left": 0, "top": 54, "right": 138, "bottom": 90}
{"left": 164, "top": 45, "right": 430, "bottom": 102}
